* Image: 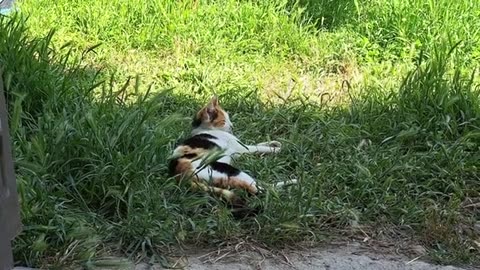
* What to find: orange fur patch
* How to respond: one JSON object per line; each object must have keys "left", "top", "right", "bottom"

{"left": 194, "top": 109, "right": 206, "bottom": 123}
{"left": 175, "top": 145, "right": 208, "bottom": 158}
{"left": 212, "top": 177, "right": 258, "bottom": 194}
{"left": 211, "top": 109, "right": 226, "bottom": 128}
{"left": 173, "top": 158, "right": 193, "bottom": 181}
{"left": 191, "top": 179, "right": 237, "bottom": 202}
{"left": 193, "top": 104, "right": 227, "bottom": 129}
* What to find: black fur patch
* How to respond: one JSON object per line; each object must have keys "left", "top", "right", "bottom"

{"left": 229, "top": 195, "right": 262, "bottom": 219}
{"left": 208, "top": 110, "right": 218, "bottom": 121}
{"left": 231, "top": 205, "right": 262, "bottom": 219}
{"left": 181, "top": 153, "right": 197, "bottom": 159}
{"left": 182, "top": 134, "right": 218, "bottom": 149}
{"left": 168, "top": 158, "right": 179, "bottom": 177}
{"left": 210, "top": 162, "right": 241, "bottom": 176}
{"left": 192, "top": 116, "right": 202, "bottom": 128}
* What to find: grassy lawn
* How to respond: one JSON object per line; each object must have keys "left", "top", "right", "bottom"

{"left": 1, "top": 0, "right": 479, "bottom": 268}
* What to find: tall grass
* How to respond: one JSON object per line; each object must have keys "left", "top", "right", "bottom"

{"left": 22, "top": 0, "right": 315, "bottom": 56}
{"left": 295, "top": 0, "right": 480, "bottom": 65}
{"left": 354, "top": 0, "right": 480, "bottom": 63}
{"left": 1, "top": 0, "right": 479, "bottom": 268}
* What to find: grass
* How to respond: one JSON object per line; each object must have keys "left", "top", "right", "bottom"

{"left": 1, "top": 0, "right": 479, "bottom": 268}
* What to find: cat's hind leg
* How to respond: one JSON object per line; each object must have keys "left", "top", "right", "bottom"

{"left": 192, "top": 160, "right": 260, "bottom": 217}
{"left": 193, "top": 160, "right": 258, "bottom": 194}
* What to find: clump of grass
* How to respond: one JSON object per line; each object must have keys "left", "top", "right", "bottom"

{"left": 1, "top": 0, "right": 479, "bottom": 268}
{"left": 288, "top": 0, "right": 358, "bottom": 29}
{"left": 352, "top": 0, "right": 480, "bottom": 63}
{"left": 397, "top": 45, "right": 480, "bottom": 138}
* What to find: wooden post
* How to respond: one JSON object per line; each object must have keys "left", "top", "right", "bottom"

{"left": 0, "top": 75, "right": 22, "bottom": 269}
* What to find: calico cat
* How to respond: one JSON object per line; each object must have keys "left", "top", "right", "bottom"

{"left": 168, "top": 96, "right": 292, "bottom": 216}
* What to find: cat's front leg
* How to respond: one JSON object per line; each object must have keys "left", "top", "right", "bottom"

{"left": 255, "top": 141, "right": 282, "bottom": 153}
{"left": 236, "top": 140, "right": 281, "bottom": 154}
{"left": 257, "top": 141, "right": 282, "bottom": 150}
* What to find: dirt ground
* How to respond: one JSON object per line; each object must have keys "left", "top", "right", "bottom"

{"left": 132, "top": 243, "right": 471, "bottom": 270}
{"left": 13, "top": 242, "right": 474, "bottom": 270}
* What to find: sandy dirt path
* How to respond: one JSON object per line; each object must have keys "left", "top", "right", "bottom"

{"left": 133, "top": 244, "right": 471, "bottom": 270}
{"left": 13, "top": 243, "right": 474, "bottom": 270}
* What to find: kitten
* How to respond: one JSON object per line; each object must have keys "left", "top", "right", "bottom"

{"left": 168, "top": 96, "right": 292, "bottom": 216}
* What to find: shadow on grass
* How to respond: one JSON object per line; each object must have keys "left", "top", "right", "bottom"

{"left": 2, "top": 13, "right": 479, "bottom": 269}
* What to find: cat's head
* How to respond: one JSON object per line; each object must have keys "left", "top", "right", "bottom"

{"left": 192, "top": 96, "right": 233, "bottom": 132}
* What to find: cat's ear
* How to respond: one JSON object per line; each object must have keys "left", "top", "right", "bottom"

{"left": 208, "top": 95, "right": 219, "bottom": 107}
{"left": 205, "top": 95, "right": 219, "bottom": 120}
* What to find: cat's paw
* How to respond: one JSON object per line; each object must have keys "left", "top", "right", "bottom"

{"left": 259, "top": 141, "right": 282, "bottom": 153}
{"left": 267, "top": 140, "right": 282, "bottom": 149}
